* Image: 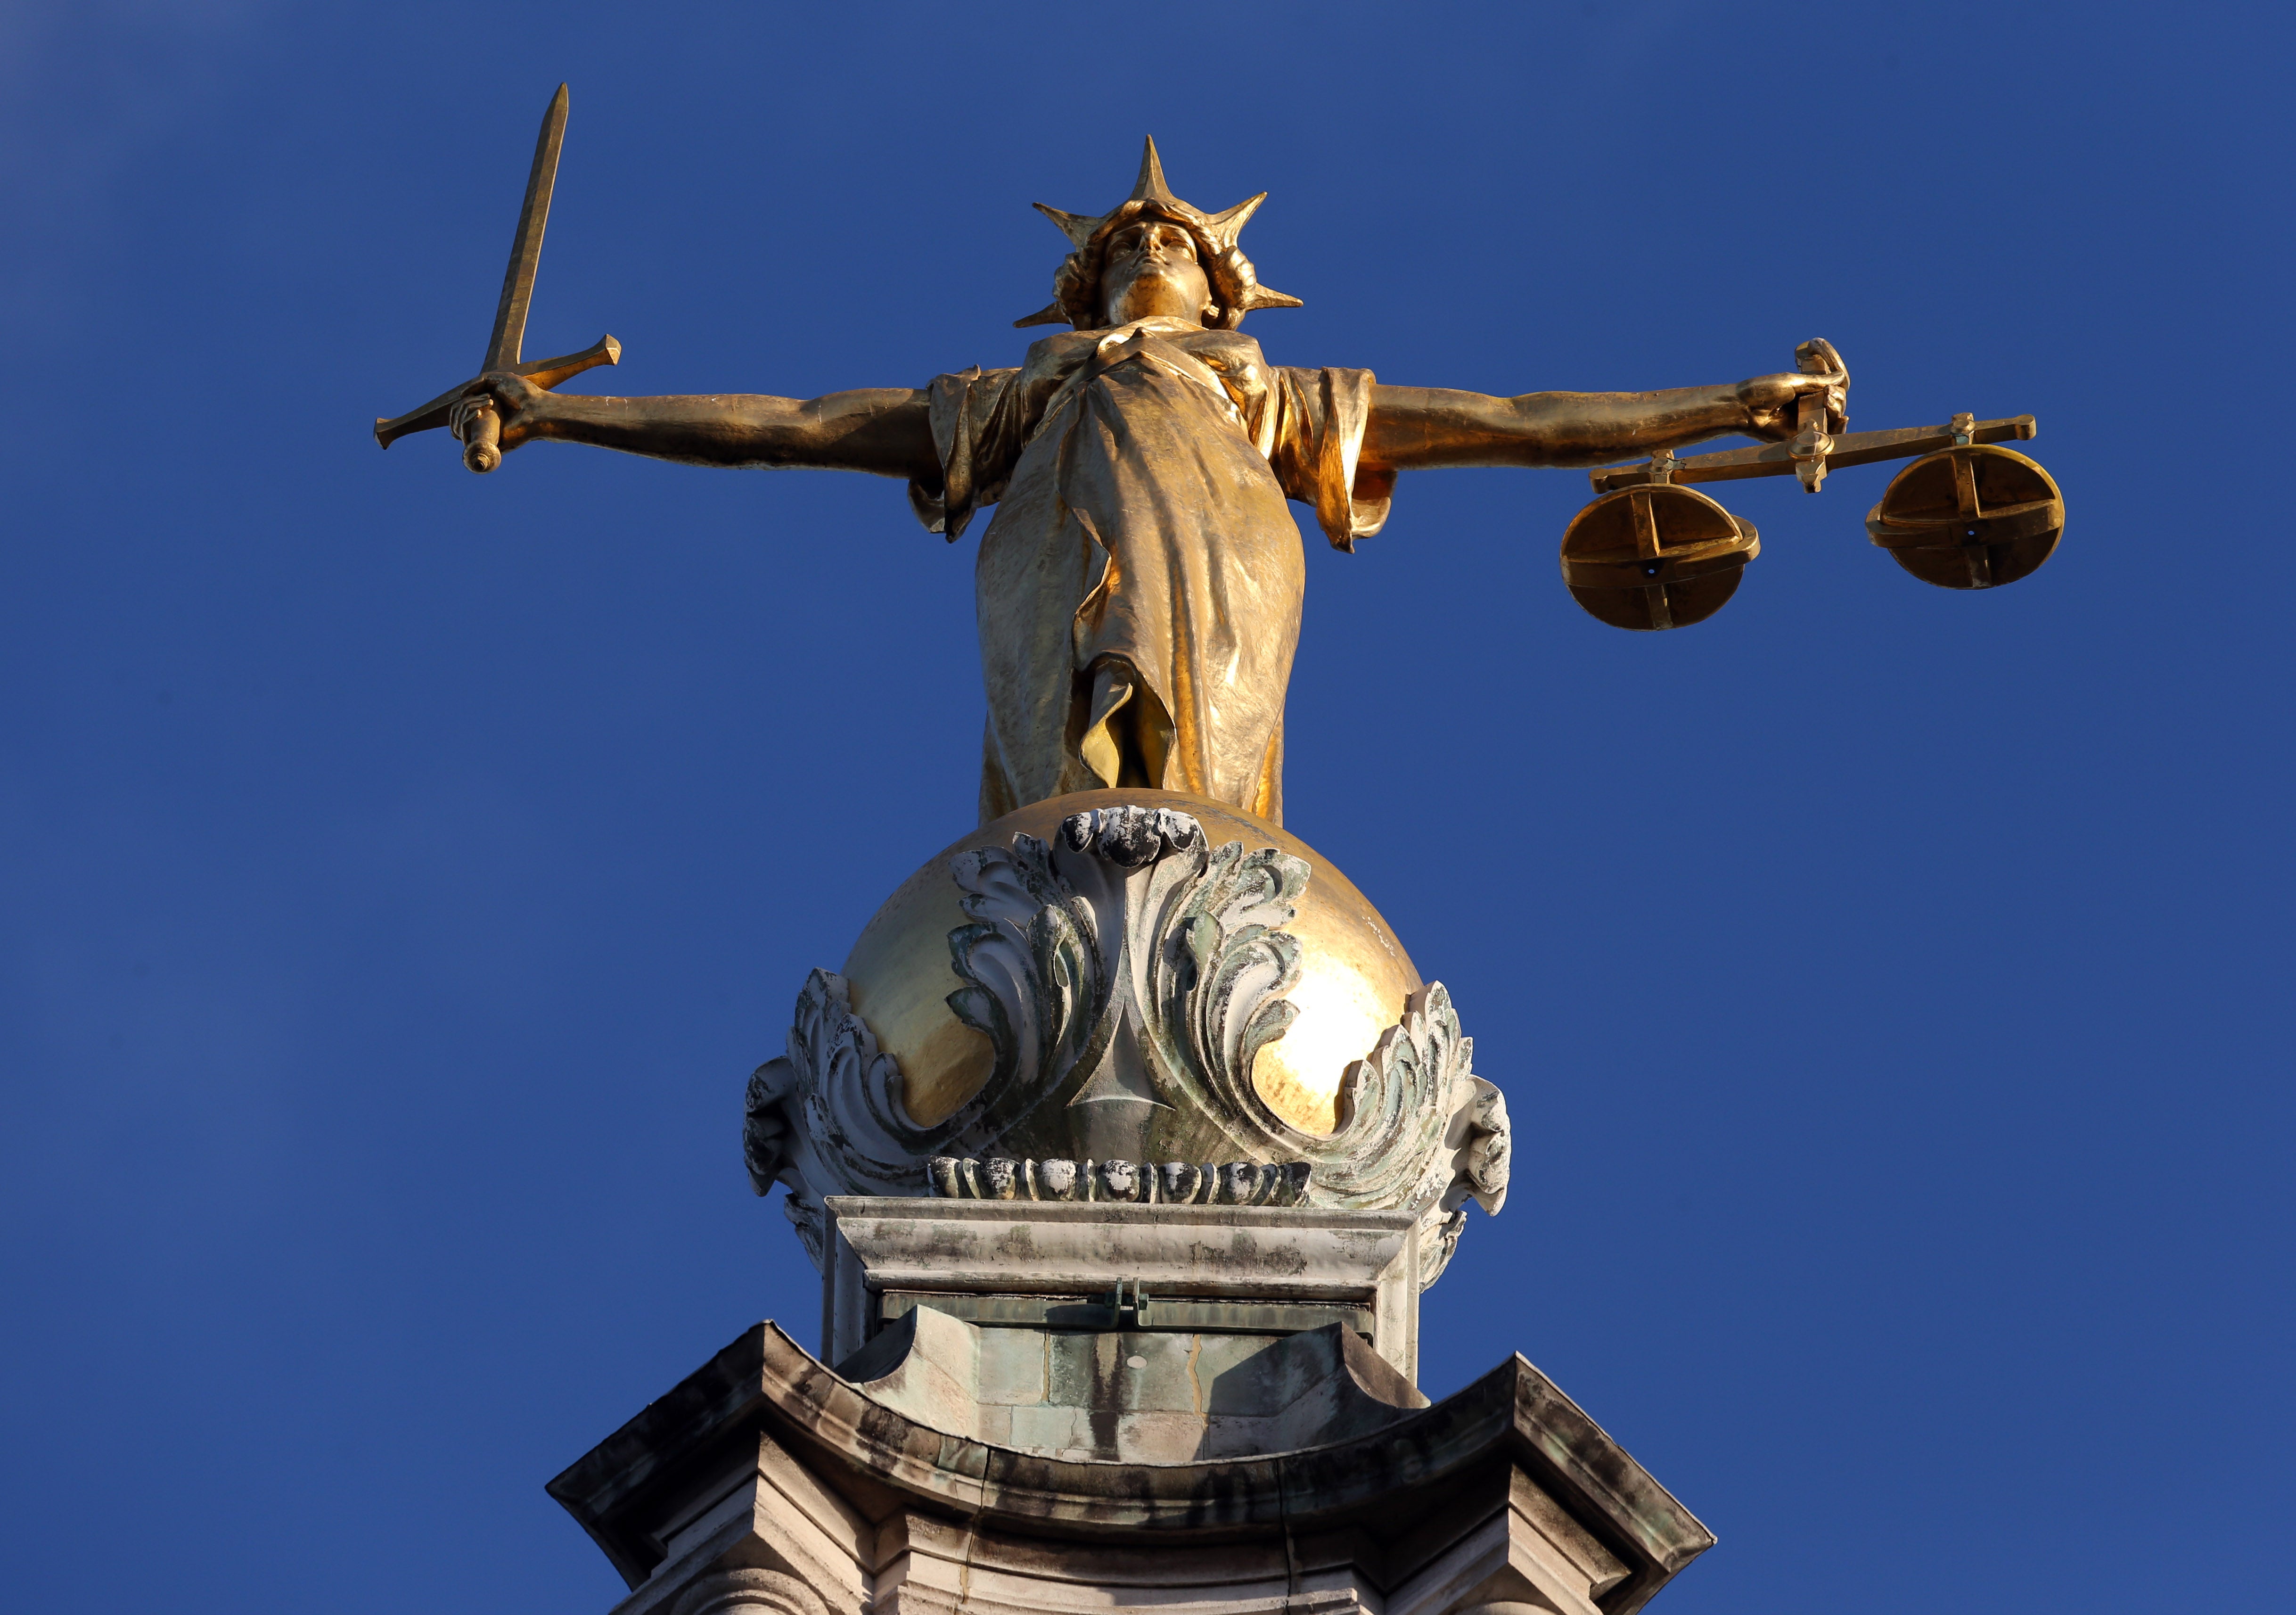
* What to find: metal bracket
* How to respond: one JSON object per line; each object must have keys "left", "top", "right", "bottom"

{"left": 1101, "top": 1277, "right": 1151, "bottom": 1327}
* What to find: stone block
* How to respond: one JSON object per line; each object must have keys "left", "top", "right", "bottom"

{"left": 1005, "top": 1402, "right": 1084, "bottom": 1457}
{"left": 1116, "top": 1329, "right": 1209, "bottom": 1413}
{"left": 1201, "top": 1323, "right": 1324, "bottom": 1413}
{"left": 1112, "top": 1409, "right": 1207, "bottom": 1466}
{"left": 973, "top": 1327, "right": 1046, "bottom": 1406}
{"left": 1041, "top": 1329, "right": 1108, "bottom": 1411}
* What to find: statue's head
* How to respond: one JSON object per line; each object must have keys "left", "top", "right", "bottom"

{"left": 1016, "top": 138, "right": 1303, "bottom": 333}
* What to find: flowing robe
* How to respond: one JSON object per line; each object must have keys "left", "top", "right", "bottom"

{"left": 909, "top": 317, "right": 1393, "bottom": 826}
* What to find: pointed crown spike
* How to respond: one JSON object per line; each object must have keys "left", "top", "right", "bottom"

{"left": 1032, "top": 202, "right": 1106, "bottom": 248}
{"left": 1017, "top": 138, "right": 1299, "bottom": 329}
{"left": 1201, "top": 193, "right": 1266, "bottom": 250}
{"left": 1131, "top": 135, "right": 1180, "bottom": 207}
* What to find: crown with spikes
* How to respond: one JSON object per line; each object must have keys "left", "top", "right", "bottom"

{"left": 1015, "top": 136, "right": 1304, "bottom": 331}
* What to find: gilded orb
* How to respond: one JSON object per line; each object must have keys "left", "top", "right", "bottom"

{"left": 841, "top": 788, "right": 1420, "bottom": 1137}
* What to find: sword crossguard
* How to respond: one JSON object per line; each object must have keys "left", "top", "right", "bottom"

{"left": 373, "top": 333, "right": 622, "bottom": 456}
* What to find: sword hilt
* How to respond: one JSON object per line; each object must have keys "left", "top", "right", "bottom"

{"left": 459, "top": 401, "right": 502, "bottom": 474}
{"left": 374, "top": 334, "right": 619, "bottom": 454}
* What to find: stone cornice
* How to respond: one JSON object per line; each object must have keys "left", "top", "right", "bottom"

{"left": 547, "top": 1321, "right": 1712, "bottom": 1615}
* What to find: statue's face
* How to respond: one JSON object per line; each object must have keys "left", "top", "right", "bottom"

{"left": 1098, "top": 219, "right": 1212, "bottom": 327}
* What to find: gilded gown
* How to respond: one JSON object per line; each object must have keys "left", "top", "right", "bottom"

{"left": 908, "top": 316, "right": 1393, "bottom": 826}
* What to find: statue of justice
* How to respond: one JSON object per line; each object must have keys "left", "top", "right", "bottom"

{"left": 378, "top": 89, "right": 2063, "bottom": 830}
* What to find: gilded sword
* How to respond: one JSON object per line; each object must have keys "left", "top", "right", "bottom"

{"left": 373, "top": 83, "right": 620, "bottom": 472}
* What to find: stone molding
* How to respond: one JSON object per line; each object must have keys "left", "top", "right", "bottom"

{"left": 668, "top": 1570, "right": 827, "bottom": 1615}
{"left": 819, "top": 1196, "right": 1424, "bottom": 1378}
{"left": 745, "top": 806, "right": 1511, "bottom": 1278}
{"left": 925, "top": 1155, "right": 1310, "bottom": 1205}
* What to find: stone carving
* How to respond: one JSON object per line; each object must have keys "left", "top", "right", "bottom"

{"left": 744, "top": 968, "right": 943, "bottom": 1268}
{"left": 748, "top": 805, "right": 1509, "bottom": 1276}
{"left": 1316, "top": 982, "right": 1479, "bottom": 1211}
{"left": 669, "top": 1569, "right": 828, "bottom": 1615}
{"left": 1306, "top": 981, "right": 1510, "bottom": 1291}
{"left": 941, "top": 803, "right": 1315, "bottom": 1168}
{"left": 1424, "top": 1016, "right": 1511, "bottom": 1289}
{"left": 927, "top": 1155, "right": 1311, "bottom": 1205}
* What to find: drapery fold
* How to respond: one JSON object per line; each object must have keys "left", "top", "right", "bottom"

{"left": 906, "top": 319, "right": 1390, "bottom": 825}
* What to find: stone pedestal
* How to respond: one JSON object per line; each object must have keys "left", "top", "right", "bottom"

{"left": 548, "top": 1201, "right": 1712, "bottom": 1615}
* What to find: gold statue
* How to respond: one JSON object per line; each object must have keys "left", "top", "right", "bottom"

{"left": 382, "top": 96, "right": 2056, "bottom": 828}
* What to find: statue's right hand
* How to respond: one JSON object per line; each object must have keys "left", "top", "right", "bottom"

{"left": 451, "top": 371, "right": 548, "bottom": 452}
{"left": 1735, "top": 363, "right": 1847, "bottom": 440}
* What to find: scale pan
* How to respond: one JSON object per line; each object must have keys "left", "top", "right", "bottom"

{"left": 1866, "top": 445, "right": 2064, "bottom": 591}
{"left": 1559, "top": 482, "right": 1758, "bottom": 631}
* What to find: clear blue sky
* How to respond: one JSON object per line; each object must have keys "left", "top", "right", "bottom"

{"left": 2, "top": 4, "right": 2288, "bottom": 1612}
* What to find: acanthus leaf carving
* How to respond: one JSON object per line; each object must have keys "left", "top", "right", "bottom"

{"left": 943, "top": 826, "right": 1115, "bottom": 1146}
{"left": 744, "top": 968, "right": 968, "bottom": 1270}
{"left": 1312, "top": 981, "right": 1474, "bottom": 1212}
{"left": 1150, "top": 839, "right": 1311, "bottom": 1137}
{"left": 1306, "top": 981, "right": 1513, "bottom": 1281}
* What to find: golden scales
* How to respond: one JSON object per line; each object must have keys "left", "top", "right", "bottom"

{"left": 1563, "top": 340, "right": 2065, "bottom": 631}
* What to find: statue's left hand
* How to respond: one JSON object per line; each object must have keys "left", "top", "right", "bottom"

{"left": 1735, "top": 350, "right": 1848, "bottom": 441}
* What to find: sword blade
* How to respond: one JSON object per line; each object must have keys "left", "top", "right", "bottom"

{"left": 482, "top": 83, "right": 569, "bottom": 373}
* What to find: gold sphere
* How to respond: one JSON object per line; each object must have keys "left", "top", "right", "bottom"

{"left": 841, "top": 788, "right": 1421, "bottom": 1137}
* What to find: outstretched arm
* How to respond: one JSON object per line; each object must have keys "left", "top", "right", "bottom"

{"left": 457, "top": 371, "right": 942, "bottom": 482}
{"left": 1362, "top": 362, "right": 1846, "bottom": 472}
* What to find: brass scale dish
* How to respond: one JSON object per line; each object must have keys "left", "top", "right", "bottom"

{"left": 1565, "top": 346, "right": 2063, "bottom": 632}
